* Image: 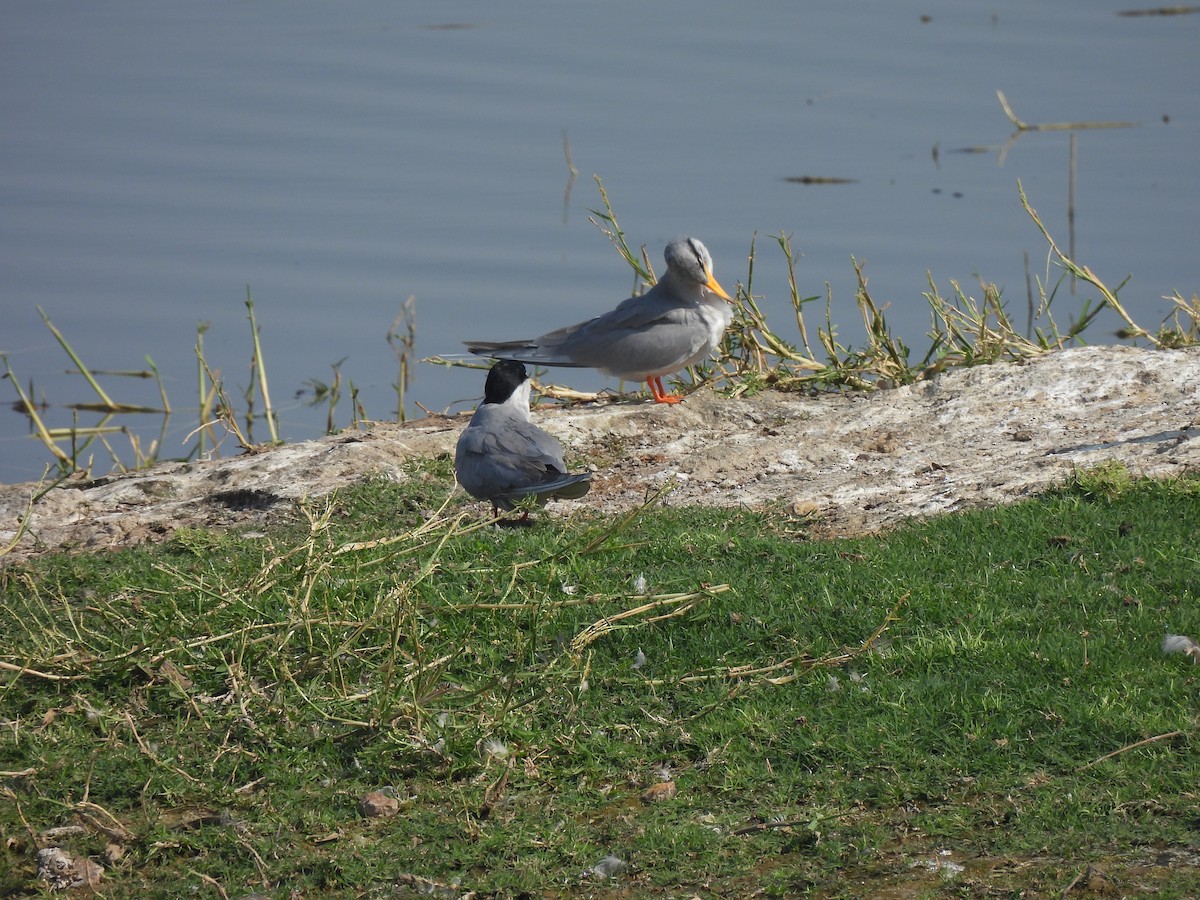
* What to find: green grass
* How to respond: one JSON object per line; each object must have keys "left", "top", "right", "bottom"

{"left": 3, "top": 467, "right": 1199, "bottom": 897}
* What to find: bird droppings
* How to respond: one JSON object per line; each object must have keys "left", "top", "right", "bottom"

{"left": 36, "top": 847, "right": 104, "bottom": 891}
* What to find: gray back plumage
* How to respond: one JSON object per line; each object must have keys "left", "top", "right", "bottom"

{"left": 463, "top": 237, "right": 732, "bottom": 382}
{"left": 455, "top": 363, "right": 591, "bottom": 510}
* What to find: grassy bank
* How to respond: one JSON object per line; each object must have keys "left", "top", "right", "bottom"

{"left": 3, "top": 465, "right": 1198, "bottom": 896}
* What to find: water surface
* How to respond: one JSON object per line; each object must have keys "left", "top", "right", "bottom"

{"left": 2, "top": 1, "right": 1197, "bottom": 482}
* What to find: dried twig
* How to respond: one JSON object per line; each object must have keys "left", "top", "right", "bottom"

{"left": 0, "top": 660, "right": 87, "bottom": 682}
{"left": 1117, "top": 6, "right": 1200, "bottom": 16}
{"left": 74, "top": 801, "right": 136, "bottom": 842}
{"left": 647, "top": 593, "right": 906, "bottom": 687}
{"left": 124, "top": 712, "right": 202, "bottom": 784}
{"left": 732, "top": 818, "right": 814, "bottom": 836}
{"left": 570, "top": 586, "right": 731, "bottom": 653}
{"left": 190, "top": 871, "right": 231, "bottom": 900}
{"left": 997, "top": 90, "right": 1136, "bottom": 131}
{"left": 1079, "top": 730, "right": 1185, "bottom": 770}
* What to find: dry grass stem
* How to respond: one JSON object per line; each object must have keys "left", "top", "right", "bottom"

{"left": 194, "top": 354, "right": 254, "bottom": 452}
{"left": 38, "top": 306, "right": 119, "bottom": 411}
{"left": 0, "top": 660, "right": 88, "bottom": 682}
{"left": 124, "top": 712, "right": 202, "bottom": 784}
{"left": 997, "top": 90, "right": 1136, "bottom": 131}
{"left": 570, "top": 585, "right": 730, "bottom": 653}
{"left": 245, "top": 291, "right": 280, "bottom": 444}
{"left": 641, "top": 594, "right": 904, "bottom": 689}
{"left": 2, "top": 360, "right": 69, "bottom": 464}
{"left": 388, "top": 295, "right": 417, "bottom": 422}
{"left": 1079, "top": 729, "right": 1186, "bottom": 770}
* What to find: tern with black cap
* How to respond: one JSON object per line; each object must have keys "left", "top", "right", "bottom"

{"left": 455, "top": 359, "right": 592, "bottom": 517}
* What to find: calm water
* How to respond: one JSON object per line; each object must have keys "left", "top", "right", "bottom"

{"left": 2, "top": 1, "right": 1198, "bottom": 483}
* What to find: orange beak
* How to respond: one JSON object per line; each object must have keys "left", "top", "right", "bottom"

{"left": 706, "top": 269, "right": 733, "bottom": 302}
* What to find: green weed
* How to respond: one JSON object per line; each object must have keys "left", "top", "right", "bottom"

{"left": 3, "top": 472, "right": 1198, "bottom": 895}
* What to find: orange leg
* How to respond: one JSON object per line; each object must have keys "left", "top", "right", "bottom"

{"left": 647, "top": 375, "right": 684, "bottom": 404}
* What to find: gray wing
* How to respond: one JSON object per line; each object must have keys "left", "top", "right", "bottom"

{"left": 505, "top": 471, "right": 592, "bottom": 501}
{"left": 558, "top": 296, "right": 711, "bottom": 374}
{"left": 455, "top": 408, "right": 571, "bottom": 502}
{"left": 464, "top": 282, "right": 683, "bottom": 369}
{"left": 464, "top": 336, "right": 589, "bottom": 368}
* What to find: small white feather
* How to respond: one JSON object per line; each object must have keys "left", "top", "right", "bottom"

{"left": 591, "top": 855, "right": 626, "bottom": 879}
{"left": 1162, "top": 633, "right": 1200, "bottom": 664}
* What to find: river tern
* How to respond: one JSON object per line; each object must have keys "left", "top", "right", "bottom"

{"left": 455, "top": 359, "right": 592, "bottom": 516}
{"left": 465, "top": 237, "right": 733, "bottom": 403}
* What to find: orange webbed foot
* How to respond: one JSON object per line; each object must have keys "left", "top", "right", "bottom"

{"left": 647, "top": 376, "right": 684, "bottom": 404}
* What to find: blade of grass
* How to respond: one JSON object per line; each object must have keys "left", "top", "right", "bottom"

{"left": 37, "top": 306, "right": 119, "bottom": 410}
{"left": 2, "top": 357, "right": 70, "bottom": 464}
{"left": 1018, "top": 180, "right": 1158, "bottom": 346}
{"left": 245, "top": 289, "right": 280, "bottom": 444}
{"left": 588, "top": 175, "right": 654, "bottom": 284}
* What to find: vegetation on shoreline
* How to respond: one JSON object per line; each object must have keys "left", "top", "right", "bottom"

{"left": 4, "top": 179, "right": 1198, "bottom": 483}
